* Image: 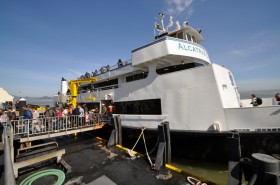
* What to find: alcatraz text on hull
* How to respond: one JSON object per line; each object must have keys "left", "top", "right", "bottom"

{"left": 56, "top": 14, "right": 280, "bottom": 160}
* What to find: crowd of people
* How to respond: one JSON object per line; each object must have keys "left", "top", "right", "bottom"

{"left": 78, "top": 59, "right": 129, "bottom": 79}
{"left": 0, "top": 103, "right": 103, "bottom": 139}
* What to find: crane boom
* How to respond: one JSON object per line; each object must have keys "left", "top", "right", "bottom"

{"left": 67, "top": 77, "right": 98, "bottom": 107}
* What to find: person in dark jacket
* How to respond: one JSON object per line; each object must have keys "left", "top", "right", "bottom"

{"left": 22, "top": 105, "right": 33, "bottom": 135}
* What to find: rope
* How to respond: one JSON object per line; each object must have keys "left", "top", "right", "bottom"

{"left": 131, "top": 127, "right": 145, "bottom": 151}
{"left": 187, "top": 176, "right": 207, "bottom": 185}
{"left": 127, "top": 127, "right": 146, "bottom": 157}
{"left": 127, "top": 127, "right": 155, "bottom": 168}
{"left": 142, "top": 131, "right": 154, "bottom": 167}
{"left": 19, "top": 169, "right": 65, "bottom": 185}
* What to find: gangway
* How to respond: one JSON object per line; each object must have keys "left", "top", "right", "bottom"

{"left": 11, "top": 113, "right": 110, "bottom": 143}
{"left": 2, "top": 113, "right": 111, "bottom": 182}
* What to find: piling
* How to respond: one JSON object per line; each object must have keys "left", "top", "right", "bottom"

{"left": 228, "top": 131, "right": 241, "bottom": 185}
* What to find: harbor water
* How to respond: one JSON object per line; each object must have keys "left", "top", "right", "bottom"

{"left": 171, "top": 159, "right": 228, "bottom": 185}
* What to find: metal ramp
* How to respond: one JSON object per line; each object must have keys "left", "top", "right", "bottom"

{"left": 11, "top": 114, "right": 108, "bottom": 143}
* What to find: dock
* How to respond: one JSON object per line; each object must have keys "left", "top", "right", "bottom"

{"left": 0, "top": 132, "right": 192, "bottom": 185}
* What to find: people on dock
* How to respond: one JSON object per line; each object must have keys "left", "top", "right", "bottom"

{"left": 61, "top": 106, "right": 69, "bottom": 129}
{"left": 22, "top": 105, "right": 33, "bottom": 134}
{"left": 0, "top": 110, "right": 9, "bottom": 131}
{"left": 102, "top": 104, "right": 108, "bottom": 115}
{"left": 250, "top": 94, "right": 262, "bottom": 107}
{"left": 55, "top": 107, "right": 63, "bottom": 130}
{"left": 7, "top": 108, "right": 16, "bottom": 122}
{"left": 85, "top": 111, "right": 90, "bottom": 125}
{"left": 77, "top": 104, "right": 85, "bottom": 126}
{"left": 82, "top": 104, "right": 88, "bottom": 112}
{"left": 44, "top": 105, "right": 55, "bottom": 131}
{"left": 31, "top": 107, "right": 40, "bottom": 133}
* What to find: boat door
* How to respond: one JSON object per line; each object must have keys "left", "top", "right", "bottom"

{"left": 100, "top": 100, "right": 113, "bottom": 115}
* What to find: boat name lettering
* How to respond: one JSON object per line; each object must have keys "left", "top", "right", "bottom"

{"left": 178, "top": 43, "right": 208, "bottom": 58}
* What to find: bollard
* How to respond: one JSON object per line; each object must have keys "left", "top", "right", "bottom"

{"left": 228, "top": 132, "right": 242, "bottom": 185}
{"left": 107, "top": 115, "right": 122, "bottom": 147}
{"left": 154, "top": 122, "right": 171, "bottom": 171}
{"left": 250, "top": 153, "right": 280, "bottom": 185}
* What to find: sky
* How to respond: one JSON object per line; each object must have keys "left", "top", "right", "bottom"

{"left": 0, "top": 0, "right": 280, "bottom": 97}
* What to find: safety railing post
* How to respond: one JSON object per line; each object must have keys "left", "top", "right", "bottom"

{"left": 3, "top": 127, "right": 16, "bottom": 185}
{"left": 27, "top": 119, "right": 30, "bottom": 138}
{"left": 9, "top": 124, "right": 14, "bottom": 163}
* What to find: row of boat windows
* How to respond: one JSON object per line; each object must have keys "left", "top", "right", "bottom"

{"left": 169, "top": 32, "right": 197, "bottom": 43}
{"left": 156, "top": 62, "right": 203, "bottom": 75}
{"left": 81, "top": 99, "right": 162, "bottom": 115}
{"left": 80, "top": 62, "right": 202, "bottom": 92}
{"left": 113, "top": 99, "right": 162, "bottom": 115}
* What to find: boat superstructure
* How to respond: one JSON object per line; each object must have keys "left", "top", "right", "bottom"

{"left": 56, "top": 16, "right": 280, "bottom": 135}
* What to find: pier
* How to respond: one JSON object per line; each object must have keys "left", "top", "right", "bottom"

{"left": 0, "top": 115, "right": 212, "bottom": 185}
{"left": 1, "top": 114, "right": 279, "bottom": 184}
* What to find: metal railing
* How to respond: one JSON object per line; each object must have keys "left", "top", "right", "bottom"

{"left": 79, "top": 59, "right": 132, "bottom": 79}
{"left": 12, "top": 113, "right": 111, "bottom": 139}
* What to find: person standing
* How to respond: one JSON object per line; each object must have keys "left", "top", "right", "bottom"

{"left": 31, "top": 107, "right": 40, "bottom": 133}
{"left": 23, "top": 105, "right": 33, "bottom": 135}
{"left": 62, "top": 106, "right": 69, "bottom": 129}
{"left": 78, "top": 104, "right": 84, "bottom": 126}
{"left": 0, "top": 110, "right": 9, "bottom": 132}
{"left": 55, "top": 107, "right": 62, "bottom": 130}
{"left": 85, "top": 111, "right": 90, "bottom": 126}
{"left": 275, "top": 93, "right": 280, "bottom": 105}
{"left": 250, "top": 94, "right": 262, "bottom": 106}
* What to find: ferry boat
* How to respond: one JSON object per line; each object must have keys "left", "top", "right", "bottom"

{"left": 56, "top": 15, "right": 280, "bottom": 160}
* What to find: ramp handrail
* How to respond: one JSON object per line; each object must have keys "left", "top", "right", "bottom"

{"left": 10, "top": 113, "right": 110, "bottom": 141}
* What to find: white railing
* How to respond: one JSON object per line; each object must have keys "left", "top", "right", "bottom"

{"left": 11, "top": 113, "right": 110, "bottom": 138}
{"left": 79, "top": 59, "right": 132, "bottom": 79}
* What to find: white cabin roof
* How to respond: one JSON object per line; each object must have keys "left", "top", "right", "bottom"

{"left": 0, "top": 87, "right": 14, "bottom": 104}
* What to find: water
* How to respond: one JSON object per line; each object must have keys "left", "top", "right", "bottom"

{"left": 24, "top": 98, "right": 53, "bottom": 107}
{"left": 171, "top": 159, "right": 228, "bottom": 185}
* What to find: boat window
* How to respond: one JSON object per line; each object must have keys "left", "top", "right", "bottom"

{"left": 113, "top": 99, "right": 162, "bottom": 115}
{"left": 169, "top": 33, "right": 176, "bottom": 38}
{"left": 79, "top": 78, "right": 118, "bottom": 92}
{"left": 192, "top": 36, "right": 197, "bottom": 43}
{"left": 186, "top": 33, "right": 191, "bottom": 41}
{"left": 156, "top": 62, "right": 203, "bottom": 75}
{"left": 177, "top": 32, "right": 184, "bottom": 39}
{"left": 126, "top": 72, "right": 148, "bottom": 82}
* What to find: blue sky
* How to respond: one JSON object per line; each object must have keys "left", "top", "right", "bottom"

{"left": 0, "top": 0, "right": 279, "bottom": 97}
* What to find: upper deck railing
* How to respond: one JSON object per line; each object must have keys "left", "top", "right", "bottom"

{"left": 78, "top": 59, "right": 132, "bottom": 79}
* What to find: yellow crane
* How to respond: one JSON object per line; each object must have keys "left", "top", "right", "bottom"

{"left": 67, "top": 77, "right": 98, "bottom": 108}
